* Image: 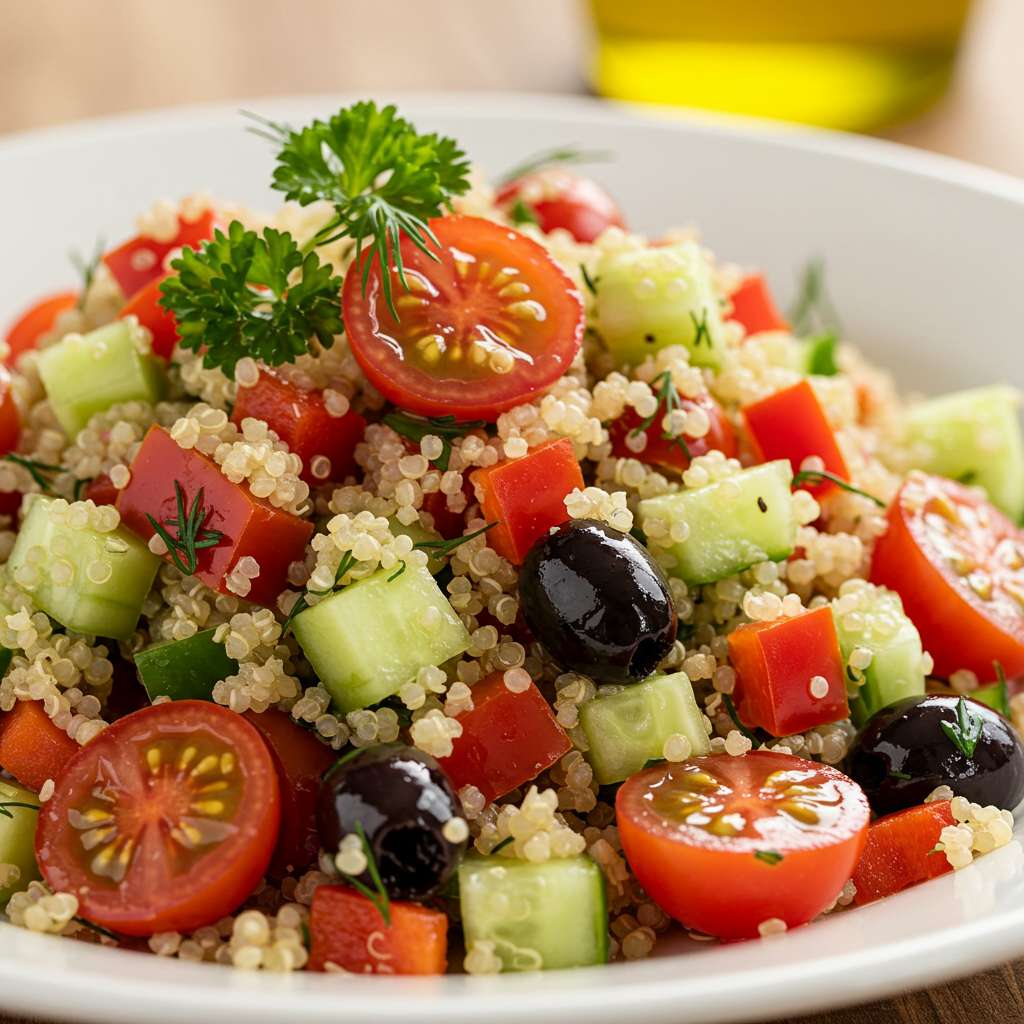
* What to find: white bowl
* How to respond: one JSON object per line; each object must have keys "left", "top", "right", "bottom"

{"left": 1, "top": 94, "right": 1023, "bottom": 1024}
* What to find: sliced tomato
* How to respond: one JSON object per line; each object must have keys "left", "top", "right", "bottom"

{"left": 617, "top": 752, "right": 869, "bottom": 940}
{"left": 729, "top": 274, "right": 789, "bottom": 336}
{"left": 120, "top": 275, "right": 179, "bottom": 360}
{"left": 5, "top": 290, "right": 78, "bottom": 366}
{"left": 343, "top": 215, "right": 584, "bottom": 421}
{"left": 496, "top": 169, "right": 625, "bottom": 243}
{"left": 870, "top": 473, "right": 1024, "bottom": 679}
{"left": 0, "top": 700, "right": 79, "bottom": 792}
{"left": 0, "top": 365, "right": 20, "bottom": 456}
{"left": 36, "top": 700, "right": 279, "bottom": 936}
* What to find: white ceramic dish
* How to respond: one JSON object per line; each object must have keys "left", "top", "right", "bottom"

{"left": 1, "top": 93, "right": 1023, "bottom": 1024}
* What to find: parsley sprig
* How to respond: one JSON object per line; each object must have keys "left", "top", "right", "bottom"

{"left": 941, "top": 695, "right": 984, "bottom": 759}
{"left": 145, "top": 482, "right": 224, "bottom": 577}
{"left": 383, "top": 412, "right": 486, "bottom": 473}
{"left": 628, "top": 370, "right": 692, "bottom": 463}
{"left": 791, "top": 470, "right": 886, "bottom": 508}
{"left": 339, "top": 822, "right": 392, "bottom": 926}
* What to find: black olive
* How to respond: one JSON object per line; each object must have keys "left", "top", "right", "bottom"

{"left": 518, "top": 518, "right": 677, "bottom": 684}
{"left": 847, "top": 694, "right": 1024, "bottom": 816}
{"left": 317, "top": 745, "right": 466, "bottom": 901}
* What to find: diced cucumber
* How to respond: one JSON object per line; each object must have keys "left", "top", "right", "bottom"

{"left": 459, "top": 854, "right": 607, "bottom": 971}
{"left": 832, "top": 584, "right": 925, "bottom": 726}
{"left": 903, "top": 386, "right": 1024, "bottom": 520}
{"left": 639, "top": 461, "right": 796, "bottom": 585}
{"left": 388, "top": 517, "right": 445, "bottom": 576}
{"left": 594, "top": 241, "right": 725, "bottom": 369}
{"left": 7, "top": 496, "right": 160, "bottom": 639}
{"left": 0, "top": 779, "right": 40, "bottom": 904}
{"left": 134, "top": 628, "right": 239, "bottom": 702}
{"left": 37, "top": 319, "right": 165, "bottom": 437}
{"left": 292, "top": 565, "right": 470, "bottom": 712}
{"left": 579, "top": 671, "right": 710, "bottom": 785}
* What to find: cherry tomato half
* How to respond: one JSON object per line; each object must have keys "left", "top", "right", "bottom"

{"left": 870, "top": 473, "right": 1024, "bottom": 679}
{"left": 5, "top": 290, "right": 78, "bottom": 366}
{"left": 36, "top": 701, "right": 280, "bottom": 936}
{"left": 617, "top": 752, "right": 869, "bottom": 940}
{"left": 343, "top": 215, "right": 584, "bottom": 421}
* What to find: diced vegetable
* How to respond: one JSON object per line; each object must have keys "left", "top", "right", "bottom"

{"left": 0, "top": 365, "right": 20, "bottom": 456}
{"left": 579, "top": 671, "right": 710, "bottom": 785}
{"left": 389, "top": 517, "right": 445, "bottom": 575}
{"left": 729, "top": 605, "right": 848, "bottom": 736}
{"left": 729, "top": 273, "right": 788, "bottom": 336}
{"left": 594, "top": 241, "right": 725, "bottom": 368}
{"left": 439, "top": 671, "right": 572, "bottom": 801}
{"left": 8, "top": 495, "right": 161, "bottom": 639}
{"left": 134, "top": 628, "right": 239, "bottom": 702}
{"left": 903, "top": 386, "right": 1024, "bottom": 521}
{"left": 471, "top": 437, "right": 583, "bottom": 565}
{"left": 973, "top": 677, "right": 1011, "bottom": 718}
{"left": 37, "top": 320, "right": 165, "bottom": 437}
{"left": 639, "top": 461, "right": 796, "bottom": 584}
{"left": 119, "top": 275, "right": 179, "bottom": 359}
{"left": 292, "top": 565, "right": 470, "bottom": 712}
{"left": 0, "top": 700, "right": 79, "bottom": 792}
{"left": 459, "top": 854, "right": 607, "bottom": 971}
{"left": 0, "top": 778, "right": 40, "bottom": 904}
{"left": 4, "top": 290, "right": 77, "bottom": 366}
{"left": 308, "top": 885, "right": 448, "bottom": 975}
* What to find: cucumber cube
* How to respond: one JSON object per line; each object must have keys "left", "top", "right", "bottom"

{"left": 7, "top": 496, "right": 161, "bottom": 639}
{"left": 388, "top": 517, "right": 445, "bottom": 576}
{"left": 459, "top": 854, "right": 607, "bottom": 971}
{"left": 579, "top": 672, "right": 710, "bottom": 784}
{"left": 0, "top": 779, "right": 40, "bottom": 904}
{"left": 37, "top": 319, "right": 165, "bottom": 437}
{"left": 639, "top": 461, "right": 796, "bottom": 585}
{"left": 135, "top": 628, "right": 239, "bottom": 702}
{"left": 292, "top": 565, "right": 470, "bottom": 712}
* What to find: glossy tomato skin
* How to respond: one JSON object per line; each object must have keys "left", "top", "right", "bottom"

{"left": 5, "top": 290, "right": 78, "bottom": 366}
{"left": 729, "top": 274, "right": 789, "bottom": 336}
{"left": 496, "top": 169, "right": 625, "bottom": 243}
{"left": 120, "top": 276, "right": 179, "bottom": 359}
{"left": 36, "top": 701, "right": 280, "bottom": 936}
{"left": 870, "top": 473, "right": 1024, "bottom": 678}
{"left": 343, "top": 215, "right": 584, "bottom": 421}
{"left": 617, "top": 753, "right": 869, "bottom": 940}
{"left": 0, "top": 700, "right": 79, "bottom": 792}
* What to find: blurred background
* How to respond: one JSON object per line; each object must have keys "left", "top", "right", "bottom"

{"left": 1, "top": 0, "right": 1021, "bottom": 176}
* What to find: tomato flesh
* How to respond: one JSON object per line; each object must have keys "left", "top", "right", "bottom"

{"left": 870, "top": 473, "right": 1024, "bottom": 678}
{"left": 5, "top": 290, "right": 78, "bottom": 366}
{"left": 0, "top": 700, "right": 79, "bottom": 792}
{"left": 0, "top": 365, "right": 20, "bottom": 456}
{"left": 729, "top": 274, "right": 789, "bottom": 336}
{"left": 120, "top": 276, "right": 179, "bottom": 360}
{"left": 343, "top": 215, "right": 584, "bottom": 421}
{"left": 617, "top": 752, "right": 869, "bottom": 939}
{"left": 36, "top": 701, "right": 280, "bottom": 936}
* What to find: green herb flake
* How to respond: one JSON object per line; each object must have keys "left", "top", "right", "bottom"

{"left": 940, "top": 695, "right": 984, "bottom": 760}
{"left": 382, "top": 412, "right": 486, "bottom": 473}
{"left": 490, "top": 836, "right": 515, "bottom": 855}
{"left": 721, "top": 693, "right": 760, "bottom": 746}
{"left": 627, "top": 369, "right": 692, "bottom": 464}
{"left": 70, "top": 237, "right": 105, "bottom": 312}
{"left": 754, "top": 850, "right": 784, "bottom": 866}
{"left": 0, "top": 800, "right": 40, "bottom": 819}
{"left": 805, "top": 330, "right": 839, "bottom": 376}
{"left": 413, "top": 522, "right": 497, "bottom": 560}
{"left": 145, "top": 482, "right": 223, "bottom": 577}
{"left": 510, "top": 198, "right": 539, "bottom": 227}
{"left": 791, "top": 469, "right": 886, "bottom": 508}
{"left": 4, "top": 453, "right": 63, "bottom": 493}
{"left": 338, "top": 821, "right": 392, "bottom": 927}
{"left": 788, "top": 257, "right": 841, "bottom": 338}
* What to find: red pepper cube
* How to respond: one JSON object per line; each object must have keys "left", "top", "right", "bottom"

{"left": 0, "top": 365, "right": 20, "bottom": 456}
{"left": 743, "top": 379, "right": 849, "bottom": 497}
{"left": 439, "top": 671, "right": 572, "bottom": 802}
{"left": 117, "top": 425, "right": 314, "bottom": 607}
{"left": 0, "top": 700, "right": 79, "bottom": 792}
{"left": 728, "top": 605, "right": 848, "bottom": 736}
{"left": 120, "top": 275, "right": 179, "bottom": 360}
{"left": 471, "top": 437, "right": 584, "bottom": 565}
{"left": 308, "top": 885, "right": 448, "bottom": 975}
{"left": 729, "top": 273, "right": 789, "bottom": 336}
{"left": 231, "top": 370, "right": 366, "bottom": 485}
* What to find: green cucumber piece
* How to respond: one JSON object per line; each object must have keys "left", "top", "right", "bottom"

{"left": 388, "top": 517, "right": 445, "bottom": 576}
{"left": 459, "top": 854, "right": 607, "bottom": 971}
{"left": 7, "top": 495, "right": 161, "bottom": 639}
{"left": 579, "top": 671, "right": 710, "bottom": 785}
{"left": 37, "top": 319, "right": 165, "bottom": 437}
{"left": 594, "top": 241, "right": 725, "bottom": 369}
{"left": 135, "top": 628, "right": 239, "bottom": 702}
{"left": 903, "top": 386, "right": 1024, "bottom": 520}
{"left": 639, "top": 461, "right": 796, "bottom": 585}
{"left": 832, "top": 584, "right": 925, "bottom": 726}
{"left": 0, "top": 779, "right": 40, "bottom": 904}
{"left": 292, "top": 565, "right": 470, "bottom": 712}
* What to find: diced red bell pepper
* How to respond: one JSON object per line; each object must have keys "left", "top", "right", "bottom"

{"left": 0, "top": 365, "right": 21, "bottom": 456}
{"left": 439, "top": 671, "right": 571, "bottom": 803}
{"left": 471, "top": 437, "right": 583, "bottom": 565}
{"left": 119, "top": 275, "right": 179, "bottom": 360}
{"left": 852, "top": 801, "right": 956, "bottom": 905}
{"left": 728, "top": 605, "right": 848, "bottom": 736}
{"left": 308, "top": 885, "right": 448, "bottom": 975}
{"left": 102, "top": 208, "right": 215, "bottom": 298}
{"left": 5, "top": 290, "right": 78, "bottom": 366}
{"left": 243, "top": 709, "right": 335, "bottom": 878}
{"left": 116, "top": 425, "right": 315, "bottom": 607}
{"left": 231, "top": 371, "right": 366, "bottom": 485}
{"left": 729, "top": 273, "right": 789, "bottom": 336}
{"left": 0, "top": 700, "right": 80, "bottom": 792}
{"left": 84, "top": 473, "right": 119, "bottom": 507}
{"left": 743, "top": 379, "right": 849, "bottom": 496}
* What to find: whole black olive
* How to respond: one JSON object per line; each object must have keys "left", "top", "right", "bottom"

{"left": 847, "top": 694, "right": 1024, "bottom": 816}
{"left": 317, "top": 745, "right": 466, "bottom": 901}
{"left": 518, "top": 518, "right": 677, "bottom": 684}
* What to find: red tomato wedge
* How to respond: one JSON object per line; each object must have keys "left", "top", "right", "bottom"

{"left": 870, "top": 473, "right": 1024, "bottom": 679}
{"left": 729, "top": 274, "right": 789, "bottom": 336}
{"left": 0, "top": 365, "right": 20, "bottom": 456}
{"left": 5, "top": 290, "right": 77, "bottom": 366}
{"left": 617, "top": 753, "right": 869, "bottom": 940}
{"left": 0, "top": 700, "right": 79, "bottom": 793}
{"left": 120, "top": 276, "right": 179, "bottom": 360}
{"left": 496, "top": 169, "right": 625, "bottom": 243}
{"left": 343, "top": 215, "right": 584, "bottom": 421}
{"left": 36, "top": 701, "right": 280, "bottom": 936}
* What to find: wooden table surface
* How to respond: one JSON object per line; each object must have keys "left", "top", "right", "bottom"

{"left": 1, "top": 1, "right": 1023, "bottom": 1022}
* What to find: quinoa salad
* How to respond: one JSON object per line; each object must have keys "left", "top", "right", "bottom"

{"left": 0, "top": 100, "right": 1022, "bottom": 976}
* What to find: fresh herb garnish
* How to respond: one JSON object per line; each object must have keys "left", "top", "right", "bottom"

{"left": 498, "top": 145, "right": 611, "bottom": 187}
{"left": 70, "top": 238, "right": 105, "bottom": 312}
{"left": 721, "top": 693, "right": 760, "bottom": 746}
{"left": 387, "top": 560, "right": 407, "bottom": 582}
{"left": 791, "top": 469, "right": 886, "bottom": 508}
{"left": 74, "top": 917, "right": 120, "bottom": 942}
{"left": 3, "top": 453, "right": 63, "bottom": 493}
{"left": 580, "top": 263, "right": 598, "bottom": 297}
{"left": 72, "top": 477, "right": 92, "bottom": 501}
{"left": 382, "top": 411, "right": 486, "bottom": 473}
{"left": 145, "top": 482, "right": 224, "bottom": 577}
{"left": 510, "top": 199, "right": 539, "bottom": 227}
{"left": 627, "top": 370, "right": 692, "bottom": 463}
{"left": 339, "top": 821, "right": 392, "bottom": 926}
{"left": 491, "top": 836, "right": 515, "bottom": 855}
{"left": 941, "top": 695, "right": 984, "bottom": 759}
{"left": 889, "top": 769, "right": 912, "bottom": 781}
{"left": 160, "top": 221, "right": 343, "bottom": 378}
{"left": 789, "top": 257, "right": 841, "bottom": 338}
{"left": 754, "top": 850, "right": 784, "bottom": 866}
{"left": 958, "top": 470, "right": 978, "bottom": 485}
{"left": 805, "top": 330, "right": 839, "bottom": 376}
{"left": 988, "top": 661, "right": 1012, "bottom": 718}
{"left": 689, "top": 308, "right": 712, "bottom": 349}
{"left": 413, "top": 522, "right": 497, "bottom": 559}
{"left": 282, "top": 550, "right": 359, "bottom": 634}
{"left": 0, "top": 800, "right": 40, "bottom": 819}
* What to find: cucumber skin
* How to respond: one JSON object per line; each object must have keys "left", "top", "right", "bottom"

{"left": 0, "top": 779, "right": 40, "bottom": 904}
{"left": 458, "top": 854, "right": 608, "bottom": 971}
{"left": 135, "top": 628, "right": 239, "bottom": 702}
{"left": 292, "top": 565, "right": 470, "bottom": 713}
{"left": 639, "top": 461, "right": 796, "bottom": 585}
{"left": 580, "top": 672, "right": 710, "bottom": 785}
